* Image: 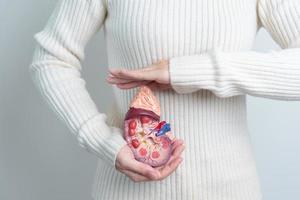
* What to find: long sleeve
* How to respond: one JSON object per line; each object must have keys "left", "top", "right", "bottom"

{"left": 168, "top": 0, "right": 300, "bottom": 100}
{"left": 29, "top": 0, "right": 127, "bottom": 168}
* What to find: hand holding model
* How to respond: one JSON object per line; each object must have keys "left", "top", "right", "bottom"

{"left": 115, "top": 136, "right": 185, "bottom": 182}
{"left": 107, "top": 68, "right": 185, "bottom": 182}
{"left": 124, "top": 85, "right": 175, "bottom": 167}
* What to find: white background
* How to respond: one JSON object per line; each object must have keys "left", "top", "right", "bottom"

{"left": 1, "top": 0, "right": 300, "bottom": 200}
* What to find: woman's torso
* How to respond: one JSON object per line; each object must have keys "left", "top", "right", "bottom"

{"left": 92, "top": 0, "right": 262, "bottom": 199}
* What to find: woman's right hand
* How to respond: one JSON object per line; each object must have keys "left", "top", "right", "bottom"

{"left": 115, "top": 138, "right": 185, "bottom": 182}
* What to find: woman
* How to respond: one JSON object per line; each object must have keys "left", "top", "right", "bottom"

{"left": 29, "top": 0, "right": 300, "bottom": 199}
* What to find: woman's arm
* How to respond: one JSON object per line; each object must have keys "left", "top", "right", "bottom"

{"left": 169, "top": 0, "right": 300, "bottom": 100}
{"left": 29, "top": 0, "right": 127, "bottom": 168}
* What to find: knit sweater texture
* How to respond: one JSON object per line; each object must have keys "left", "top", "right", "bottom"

{"left": 29, "top": 0, "right": 300, "bottom": 199}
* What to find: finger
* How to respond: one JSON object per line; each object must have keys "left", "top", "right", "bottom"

{"left": 156, "top": 141, "right": 185, "bottom": 170}
{"left": 116, "top": 80, "right": 152, "bottom": 89}
{"left": 170, "top": 140, "right": 184, "bottom": 151}
{"left": 156, "top": 157, "right": 183, "bottom": 180}
{"left": 171, "top": 143, "right": 182, "bottom": 155}
{"left": 109, "top": 65, "right": 156, "bottom": 77}
{"left": 108, "top": 72, "right": 133, "bottom": 80}
{"left": 109, "top": 68, "right": 157, "bottom": 81}
{"left": 172, "top": 143, "right": 185, "bottom": 158}
{"left": 171, "top": 138, "right": 184, "bottom": 147}
{"left": 122, "top": 159, "right": 159, "bottom": 179}
{"left": 120, "top": 169, "right": 151, "bottom": 182}
{"left": 106, "top": 76, "right": 133, "bottom": 84}
{"left": 154, "top": 143, "right": 185, "bottom": 172}
{"left": 166, "top": 143, "right": 185, "bottom": 166}
{"left": 109, "top": 68, "right": 144, "bottom": 80}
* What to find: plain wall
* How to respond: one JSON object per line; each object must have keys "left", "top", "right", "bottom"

{"left": 1, "top": 1, "right": 299, "bottom": 200}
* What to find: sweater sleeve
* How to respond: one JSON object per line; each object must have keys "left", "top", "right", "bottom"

{"left": 29, "top": 0, "right": 127, "bottom": 168}
{"left": 168, "top": 0, "right": 300, "bottom": 100}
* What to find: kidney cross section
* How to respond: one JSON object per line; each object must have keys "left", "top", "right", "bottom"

{"left": 124, "top": 115, "right": 173, "bottom": 167}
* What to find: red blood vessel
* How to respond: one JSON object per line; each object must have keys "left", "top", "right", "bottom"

{"left": 123, "top": 86, "right": 175, "bottom": 167}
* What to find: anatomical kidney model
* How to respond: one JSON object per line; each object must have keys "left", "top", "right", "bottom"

{"left": 124, "top": 85, "right": 175, "bottom": 167}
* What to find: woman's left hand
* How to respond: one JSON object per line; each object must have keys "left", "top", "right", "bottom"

{"left": 106, "top": 59, "right": 171, "bottom": 90}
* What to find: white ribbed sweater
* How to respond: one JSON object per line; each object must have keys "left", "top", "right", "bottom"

{"left": 29, "top": 0, "right": 300, "bottom": 199}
